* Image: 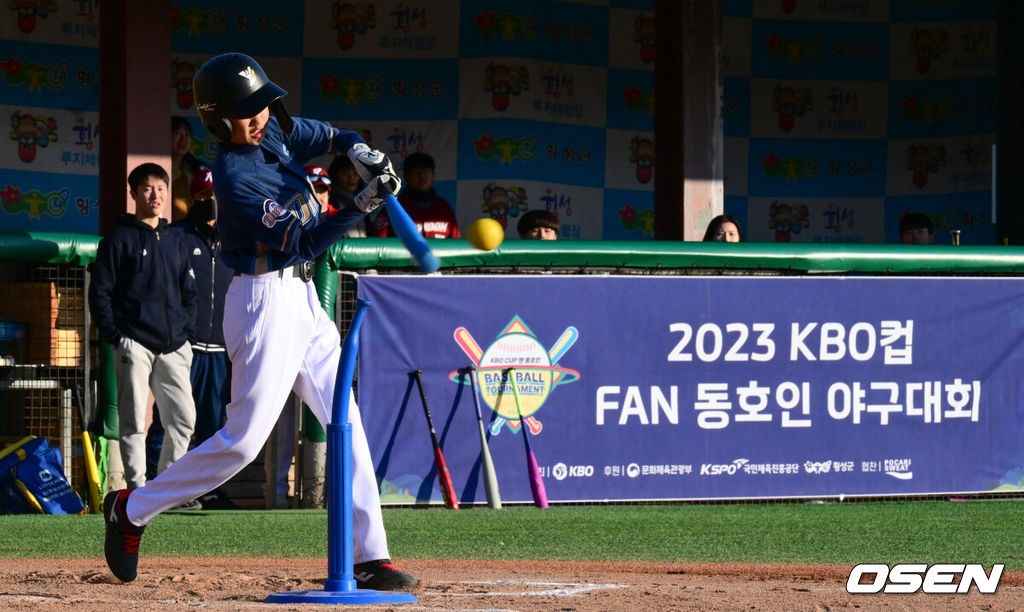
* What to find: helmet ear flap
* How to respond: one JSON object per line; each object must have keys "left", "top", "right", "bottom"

{"left": 205, "top": 118, "right": 233, "bottom": 143}
{"left": 269, "top": 99, "right": 292, "bottom": 136}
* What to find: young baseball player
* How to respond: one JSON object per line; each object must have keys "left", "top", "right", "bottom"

{"left": 103, "top": 52, "right": 417, "bottom": 591}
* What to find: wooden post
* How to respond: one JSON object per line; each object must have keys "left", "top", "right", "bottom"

{"left": 654, "top": 0, "right": 724, "bottom": 241}
{"left": 98, "top": 0, "right": 171, "bottom": 235}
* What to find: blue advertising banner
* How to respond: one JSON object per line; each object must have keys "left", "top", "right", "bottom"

{"left": 357, "top": 275, "right": 1024, "bottom": 504}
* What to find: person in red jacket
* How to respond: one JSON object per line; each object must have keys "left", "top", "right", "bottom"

{"left": 370, "top": 152, "right": 460, "bottom": 238}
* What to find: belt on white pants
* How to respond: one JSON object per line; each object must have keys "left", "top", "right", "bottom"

{"left": 232, "top": 261, "right": 314, "bottom": 282}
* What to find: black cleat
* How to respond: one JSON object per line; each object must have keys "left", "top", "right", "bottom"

{"left": 353, "top": 559, "right": 420, "bottom": 591}
{"left": 171, "top": 498, "right": 202, "bottom": 511}
{"left": 103, "top": 489, "right": 145, "bottom": 582}
{"left": 198, "top": 488, "right": 238, "bottom": 510}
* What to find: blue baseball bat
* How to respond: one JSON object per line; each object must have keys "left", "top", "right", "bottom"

{"left": 384, "top": 194, "right": 440, "bottom": 273}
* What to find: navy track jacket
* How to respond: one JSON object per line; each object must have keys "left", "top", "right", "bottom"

{"left": 89, "top": 214, "right": 197, "bottom": 354}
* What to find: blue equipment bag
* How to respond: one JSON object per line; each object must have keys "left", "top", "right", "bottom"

{"left": 0, "top": 435, "right": 84, "bottom": 514}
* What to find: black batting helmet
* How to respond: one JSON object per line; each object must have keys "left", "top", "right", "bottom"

{"left": 193, "top": 52, "right": 293, "bottom": 143}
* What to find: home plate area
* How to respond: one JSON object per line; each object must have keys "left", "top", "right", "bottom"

{"left": 438, "top": 578, "right": 630, "bottom": 597}
{"left": 3, "top": 559, "right": 1023, "bottom": 611}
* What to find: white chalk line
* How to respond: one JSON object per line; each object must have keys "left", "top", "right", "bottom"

{"left": 435, "top": 579, "right": 632, "bottom": 597}
{"left": 0, "top": 579, "right": 632, "bottom": 609}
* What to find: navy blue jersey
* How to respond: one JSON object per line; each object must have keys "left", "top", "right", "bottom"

{"left": 212, "top": 116, "right": 366, "bottom": 273}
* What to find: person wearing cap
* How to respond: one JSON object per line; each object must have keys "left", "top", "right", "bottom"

{"left": 304, "top": 164, "right": 336, "bottom": 216}
{"left": 370, "top": 151, "right": 460, "bottom": 239}
{"left": 173, "top": 168, "right": 237, "bottom": 509}
{"left": 144, "top": 168, "right": 238, "bottom": 510}
{"left": 101, "top": 52, "right": 417, "bottom": 591}
{"left": 327, "top": 155, "right": 378, "bottom": 237}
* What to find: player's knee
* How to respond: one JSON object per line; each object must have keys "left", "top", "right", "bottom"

{"left": 220, "top": 434, "right": 265, "bottom": 465}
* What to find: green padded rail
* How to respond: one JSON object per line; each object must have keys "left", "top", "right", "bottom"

{"left": 0, "top": 232, "right": 100, "bottom": 266}
{"left": 326, "top": 238, "right": 1024, "bottom": 275}
{"left": 4, "top": 232, "right": 1024, "bottom": 274}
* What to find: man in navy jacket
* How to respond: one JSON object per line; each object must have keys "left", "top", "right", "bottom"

{"left": 89, "top": 163, "right": 198, "bottom": 491}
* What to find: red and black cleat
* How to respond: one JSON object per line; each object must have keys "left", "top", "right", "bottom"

{"left": 103, "top": 489, "right": 146, "bottom": 582}
{"left": 353, "top": 559, "right": 420, "bottom": 591}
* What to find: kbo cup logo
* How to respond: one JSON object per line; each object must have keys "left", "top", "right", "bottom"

{"left": 449, "top": 316, "right": 579, "bottom": 435}
{"left": 846, "top": 563, "right": 1003, "bottom": 594}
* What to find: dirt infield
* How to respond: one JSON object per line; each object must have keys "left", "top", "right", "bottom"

{"left": 0, "top": 558, "right": 1020, "bottom": 610}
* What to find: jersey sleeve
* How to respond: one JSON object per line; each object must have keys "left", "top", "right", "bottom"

{"left": 284, "top": 117, "right": 367, "bottom": 165}
{"left": 221, "top": 174, "right": 367, "bottom": 262}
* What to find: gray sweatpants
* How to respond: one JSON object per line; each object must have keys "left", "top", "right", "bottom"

{"left": 114, "top": 338, "right": 196, "bottom": 489}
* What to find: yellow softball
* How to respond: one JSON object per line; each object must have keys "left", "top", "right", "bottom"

{"left": 467, "top": 218, "right": 504, "bottom": 251}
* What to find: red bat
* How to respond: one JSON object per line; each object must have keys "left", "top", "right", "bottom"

{"left": 412, "top": 370, "right": 459, "bottom": 510}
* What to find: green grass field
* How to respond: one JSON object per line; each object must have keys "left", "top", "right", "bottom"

{"left": 2, "top": 501, "right": 1022, "bottom": 569}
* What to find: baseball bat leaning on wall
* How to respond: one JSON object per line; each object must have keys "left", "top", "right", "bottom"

{"left": 384, "top": 194, "right": 440, "bottom": 273}
{"left": 72, "top": 388, "right": 102, "bottom": 513}
{"left": 412, "top": 370, "right": 459, "bottom": 510}
{"left": 466, "top": 366, "right": 501, "bottom": 509}
{"left": 506, "top": 368, "right": 548, "bottom": 508}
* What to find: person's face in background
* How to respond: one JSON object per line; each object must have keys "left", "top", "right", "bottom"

{"left": 521, "top": 226, "right": 558, "bottom": 240}
{"left": 192, "top": 187, "right": 217, "bottom": 226}
{"left": 229, "top": 107, "right": 270, "bottom": 146}
{"left": 131, "top": 176, "right": 167, "bottom": 224}
{"left": 405, "top": 167, "right": 434, "bottom": 192}
{"left": 711, "top": 221, "right": 741, "bottom": 242}
{"left": 900, "top": 227, "right": 934, "bottom": 244}
{"left": 313, "top": 184, "right": 331, "bottom": 213}
{"left": 172, "top": 123, "right": 192, "bottom": 158}
{"left": 334, "top": 165, "right": 361, "bottom": 194}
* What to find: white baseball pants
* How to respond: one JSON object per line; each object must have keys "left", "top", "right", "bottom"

{"left": 125, "top": 271, "right": 390, "bottom": 563}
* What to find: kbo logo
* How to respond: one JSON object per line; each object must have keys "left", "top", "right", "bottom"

{"left": 846, "top": 563, "right": 1003, "bottom": 594}
{"left": 552, "top": 462, "right": 594, "bottom": 481}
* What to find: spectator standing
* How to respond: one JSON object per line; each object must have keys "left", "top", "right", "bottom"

{"left": 371, "top": 151, "right": 460, "bottom": 238}
{"left": 88, "top": 163, "right": 198, "bottom": 491}
{"left": 305, "top": 164, "right": 335, "bottom": 216}
{"left": 173, "top": 168, "right": 236, "bottom": 509}
{"left": 327, "top": 155, "right": 375, "bottom": 237}
{"left": 171, "top": 116, "right": 203, "bottom": 221}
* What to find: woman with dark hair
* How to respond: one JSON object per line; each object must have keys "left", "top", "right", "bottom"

{"left": 170, "top": 116, "right": 204, "bottom": 221}
{"left": 703, "top": 214, "right": 744, "bottom": 242}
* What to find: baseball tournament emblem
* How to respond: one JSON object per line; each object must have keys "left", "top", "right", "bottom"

{"left": 449, "top": 316, "right": 580, "bottom": 435}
